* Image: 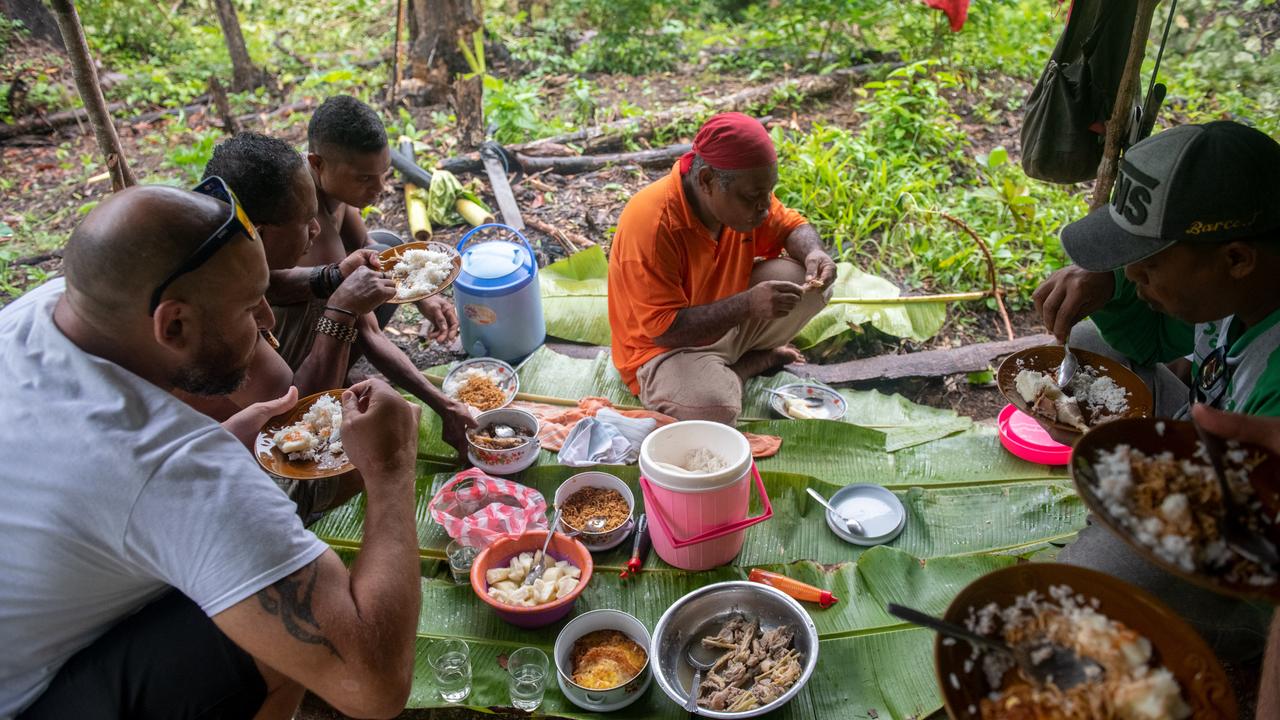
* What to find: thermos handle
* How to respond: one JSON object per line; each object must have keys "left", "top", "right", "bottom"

{"left": 639, "top": 464, "right": 773, "bottom": 550}
{"left": 456, "top": 222, "right": 535, "bottom": 261}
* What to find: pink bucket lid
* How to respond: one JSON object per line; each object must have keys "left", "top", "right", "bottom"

{"left": 997, "top": 404, "right": 1072, "bottom": 466}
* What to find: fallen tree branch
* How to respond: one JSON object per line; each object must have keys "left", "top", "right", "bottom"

{"left": 935, "top": 212, "right": 1014, "bottom": 342}
{"left": 0, "top": 101, "right": 127, "bottom": 141}
{"left": 789, "top": 334, "right": 1053, "bottom": 384}
{"left": 507, "top": 61, "right": 894, "bottom": 154}
{"left": 524, "top": 215, "right": 595, "bottom": 250}
{"left": 439, "top": 142, "right": 692, "bottom": 176}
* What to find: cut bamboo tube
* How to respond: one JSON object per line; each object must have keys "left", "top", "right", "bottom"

{"left": 829, "top": 291, "right": 987, "bottom": 305}
{"left": 456, "top": 198, "right": 495, "bottom": 227}
{"left": 405, "top": 184, "right": 432, "bottom": 241}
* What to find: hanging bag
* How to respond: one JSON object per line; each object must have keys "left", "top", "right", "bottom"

{"left": 1021, "top": 0, "right": 1139, "bottom": 184}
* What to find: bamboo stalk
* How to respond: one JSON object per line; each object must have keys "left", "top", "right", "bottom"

{"left": 406, "top": 185, "right": 432, "bottom": 240}
{"left": 456, "top": 198, "right": 495, "bottom": 227}
{"left": 829, "top": 291, "right": 987, "bottom": 305}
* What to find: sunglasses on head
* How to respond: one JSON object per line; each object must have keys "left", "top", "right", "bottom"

{"left": 148, "top": 175, "right": 261, "bottom": 315}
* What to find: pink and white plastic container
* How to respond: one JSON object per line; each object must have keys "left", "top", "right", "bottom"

{"left": 638, "top": 421, "right": 773, "bottom": 570}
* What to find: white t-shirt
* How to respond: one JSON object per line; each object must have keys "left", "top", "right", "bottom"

{"left": 0, "top": 279, "right": 330, "bottom": 716}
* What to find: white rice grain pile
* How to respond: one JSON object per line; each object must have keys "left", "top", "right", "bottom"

{"left": 684, "top": 448, "right": 728, "bottom": 473}
{"left": 391, "top": 248, "right": 453, "bottom": 299}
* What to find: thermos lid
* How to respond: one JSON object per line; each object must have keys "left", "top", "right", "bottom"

{"left": 455, "top": 225, "right": 538, "bottom": 298}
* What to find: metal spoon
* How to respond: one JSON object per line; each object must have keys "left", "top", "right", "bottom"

{"left": 887, "top": 603, "right": 1103, "bottom": 690}
{"left": 763, "top": 387, "right": 824, "bottom": 408}
{"left": 806, "top": 487, "right": 865, "bottom": 536}
{"left": 684, "top": 638, "right": 719, "bottom": 713}
{"left": 583, "top": 515, "right": 610, "bottom": 533}
{"left": 491, "top": 423, "right": 516, "bottom": 439}
{"left": 1056, "top": 340, "right": 1080, "bottom": 388}
{"left": 523, "top": 508, "right": 563, "bottom": 587}
{"left": 1192, "top": 419, "right": 1280, "bottom": 568}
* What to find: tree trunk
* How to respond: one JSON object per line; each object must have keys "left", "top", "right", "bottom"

{"left": 48, "top": 0, "right": 135, "bottom": 191}
{"left": 210, "top": 0, "right": 262, "bottom": 92}
{"left": 1, "top": 0, "right": 63, "bottom": 48}
{"left": 455, "top": 74, "right": 483, "bottom": 149}
{"left": 1091, "top": 0, "right": 1160, "bottom": 210}
{"left": 406, "top": 0, "right": 482, "bottom": 104}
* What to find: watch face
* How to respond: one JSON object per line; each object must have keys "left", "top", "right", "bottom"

{"left": 1194, "top": 346, "right": 1231, "bottom": 407}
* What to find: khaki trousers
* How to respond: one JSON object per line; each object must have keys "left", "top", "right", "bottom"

{"left": 636, "top": 258, "right": 830, "bottom": 424}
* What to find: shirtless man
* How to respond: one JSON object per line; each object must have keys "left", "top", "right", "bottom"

{"left": 262, "top": 98, "right": 474, "bottom": 455}
{"left": 1, "top": 184, "right": 421, "bottom": 719}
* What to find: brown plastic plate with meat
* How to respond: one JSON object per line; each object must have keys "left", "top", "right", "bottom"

{"left": 254, "top": 389, "right": 353, "bottom": 480}
{"left": 935, "top": 562, "right": 1236, "bottom": 720}
{"left": 996, "top": 346, "right": 1152, "bottom": 438}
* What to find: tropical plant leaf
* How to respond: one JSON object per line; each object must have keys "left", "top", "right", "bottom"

{"left": 540, "top": 246, "right": 611, "bottom": 346}
{"left": 537, "top": 253, "right": 947, "bottom": 347}
{"left": 794, "top": 262, "right": 947, "bottom": 348}
{"left": 407, "top": 547, "right": 1017, "bottom": 715}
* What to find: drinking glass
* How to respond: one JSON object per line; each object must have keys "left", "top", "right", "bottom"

{"left": 446, "top": 539, "right": 479, "bottom": 585}
{"left": 427, "top": 639, "right": 472, "bottom": 703}
{"left": 507, "top": 647, "right": 549, "bottom": 712}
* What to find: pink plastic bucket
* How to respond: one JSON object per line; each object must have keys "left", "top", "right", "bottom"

{"left": 637, "top": 421, "right": 773, "bottom": 570}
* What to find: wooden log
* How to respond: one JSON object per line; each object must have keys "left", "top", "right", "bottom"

{"left": 0, "top": 101, "right": 127, "bottom": 141}
{"left": 49, "top": 0, "right": 135, "bottom": 190}
{"left": 789, "top": 334, "right": 1055, "bottom": 384}
{"left": 524, "top": 216, "right": 594, "bottom": 250}
{"left": 480, "top": 145, "right": 524, "bottom": 231}
{"left": 1090, "top": 0, "right": 1159, "bottom": 210}
{"left": 508, "top": 62, "right": 893, "bottom": 154}
{"left": 207, "top": 76, "right": 239, "bottom": 135}
{"left": 438, "top": 142, "right": 692, "bottom": 176}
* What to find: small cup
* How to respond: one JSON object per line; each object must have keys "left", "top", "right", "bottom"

{"left": 427, "top": 639, "right": 472, "bottom": 703}
{"left": 451, "top": 477, "right": 491, "bottom": 516}
{"left": 446, "top": 540, "right": 480, "bottom": 585}
{"left": 507, "top": 647, "right": 549, "bottom": 712}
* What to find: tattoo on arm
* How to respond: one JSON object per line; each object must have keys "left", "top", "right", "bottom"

{"left": 256, "top": 563, "right": 344, "bottom": 660}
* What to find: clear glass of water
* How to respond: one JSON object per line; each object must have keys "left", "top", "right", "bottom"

{"left": 427, "top": 639, "right": 472, "bottom": 703}
{"left": 507, "top": 646, "right": 549, "bottom": 712}
{"left": 446, "top": 539, "right": 479, "bottom": 585}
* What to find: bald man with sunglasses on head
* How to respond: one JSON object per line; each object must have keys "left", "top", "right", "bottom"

{"left": 0, "top": 181, "right": 422, "bottom": 720}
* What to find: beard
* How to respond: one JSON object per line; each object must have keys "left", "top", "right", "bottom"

{"left": 171, "top": 326, "right": 251, "bottom": 396}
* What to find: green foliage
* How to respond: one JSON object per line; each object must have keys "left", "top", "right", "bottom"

{"left": 568, "top": 0, "right": 683, "bottom": 73}
{"left": 483, "top": 75, "right": 556, "bottom": 144}
{"left": 161, "top": 116, "right": 222, "bottom": 185}
{"left": 773, "top": 60, "right": 1082, "bottom": 309}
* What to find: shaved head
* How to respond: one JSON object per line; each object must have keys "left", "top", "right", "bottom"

{"left": 62, "top": 185, "right": 230, "bottom": 316}
{"left": 54, "top": 184, "right": 273, "bottom": 397}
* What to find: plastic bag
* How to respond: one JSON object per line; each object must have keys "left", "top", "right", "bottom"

{"left": 427, "top": 468, "right": 548, "bottom": 548}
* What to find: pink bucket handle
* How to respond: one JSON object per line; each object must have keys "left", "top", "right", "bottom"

{"left": 639, "top": 463, "right": 773, "bottom": 549}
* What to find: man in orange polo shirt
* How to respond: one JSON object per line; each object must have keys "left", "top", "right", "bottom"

{"left": 608, "top": 112, "right": 836, "bottom": 424}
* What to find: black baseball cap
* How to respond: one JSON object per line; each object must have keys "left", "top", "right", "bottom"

{"left": 1061, "top": 121, "right": 1280, "bottom": 272}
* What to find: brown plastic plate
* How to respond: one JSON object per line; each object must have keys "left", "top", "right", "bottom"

{"left": 996, "top": 345, "right": 1152, "bottom": 438}
{"left": 936, "top": 562, "right": 1237, "bottom": 719}
{"left": 254, "top": 389, "right": 352, "bottom": 480}
{"left": 378, "top": 240, "right": 462, "bottom": 304}
{"left": 1072, "top": 417, "right": 1280, "bottom": 602}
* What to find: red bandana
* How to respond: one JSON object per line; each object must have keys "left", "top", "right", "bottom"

{"left": 924, "top": 0, "right": 970, "bottom": 32}
{"left": 679, "top": 112, "right": 777, "bottom": 175}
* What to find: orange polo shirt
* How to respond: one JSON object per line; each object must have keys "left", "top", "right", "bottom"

{"left": 608, "top": 163, "right": 808, "bottom": 393}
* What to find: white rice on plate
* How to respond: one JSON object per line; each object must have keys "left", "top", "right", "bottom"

{"left": 390, "top": 247, "right": 454, "bottom": 299}
{"left": 273, "top": 394, "right": 344, "bottom": 463}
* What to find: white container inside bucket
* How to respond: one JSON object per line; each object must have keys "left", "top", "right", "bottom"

{"left": 638, "top": 421, "right": 772, "bottom": 570}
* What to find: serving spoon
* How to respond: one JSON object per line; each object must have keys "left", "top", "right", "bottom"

{"left": 683, "top": 637, "right": 720, "bottom": 712}
{"left": 806, "top": 487, "right": 865, "bottom": 536}
{"left": 1055, "top": 340, "right": 1080, "bottom": 388}
{"left": 1192, "top": 419, "right": 1280, "bottom": 568}
{"left": 887, "top": 603, "right": 1102, "bottom": 690}
{"left": 523, "top": 508, "right": 563, "bottom": 587}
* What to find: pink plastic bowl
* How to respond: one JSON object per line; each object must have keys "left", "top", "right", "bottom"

{"left": 470, "top": 531, "right": 593, "bottom": 629}
{"left": 997, "top": 404, "right": 1072, "bottom": 466}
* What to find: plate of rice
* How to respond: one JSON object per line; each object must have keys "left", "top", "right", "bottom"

{"left": 1071, "top": 417, "right": 1280, "bottom": 601}
{"left": 379, "top": 240, "right": 462, "bottom": 304}
{"left": 254, "top": 389, "right": 354, "bottom": 480}
{"left": 997, "top": 346, "right": 1152, "bottom": 436}
{"left": 935, "top": 562, "right": 1236, "bottom": 719}
{"left": 442, "top": 357, "right": 519, "bottom": 413}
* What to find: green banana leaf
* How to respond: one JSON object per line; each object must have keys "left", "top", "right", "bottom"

{"left": 793, "top": 262, "right": 947, "bottom": 349}
{"left": 406, "top": 547, "right": 1017, "bottom": 715}
{"left": 311, "top": 465, "right": 1084, "bottom": 569}
{"left": 427, "top": 169, "right": 491, "bottom": 226}
{"left": 540, "top": 246, "right": 611, "bottom": 346}
{"left": 538, "top": 253, "right": 947, "bottom": 347}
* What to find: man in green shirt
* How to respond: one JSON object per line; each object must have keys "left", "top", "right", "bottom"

{"left": 1033, "top": 120, "right": 1280, "bottom": 662}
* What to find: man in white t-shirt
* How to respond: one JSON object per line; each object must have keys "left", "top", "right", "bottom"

{"left": 0, "top": 182, "right": 422, "bottom": 719}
